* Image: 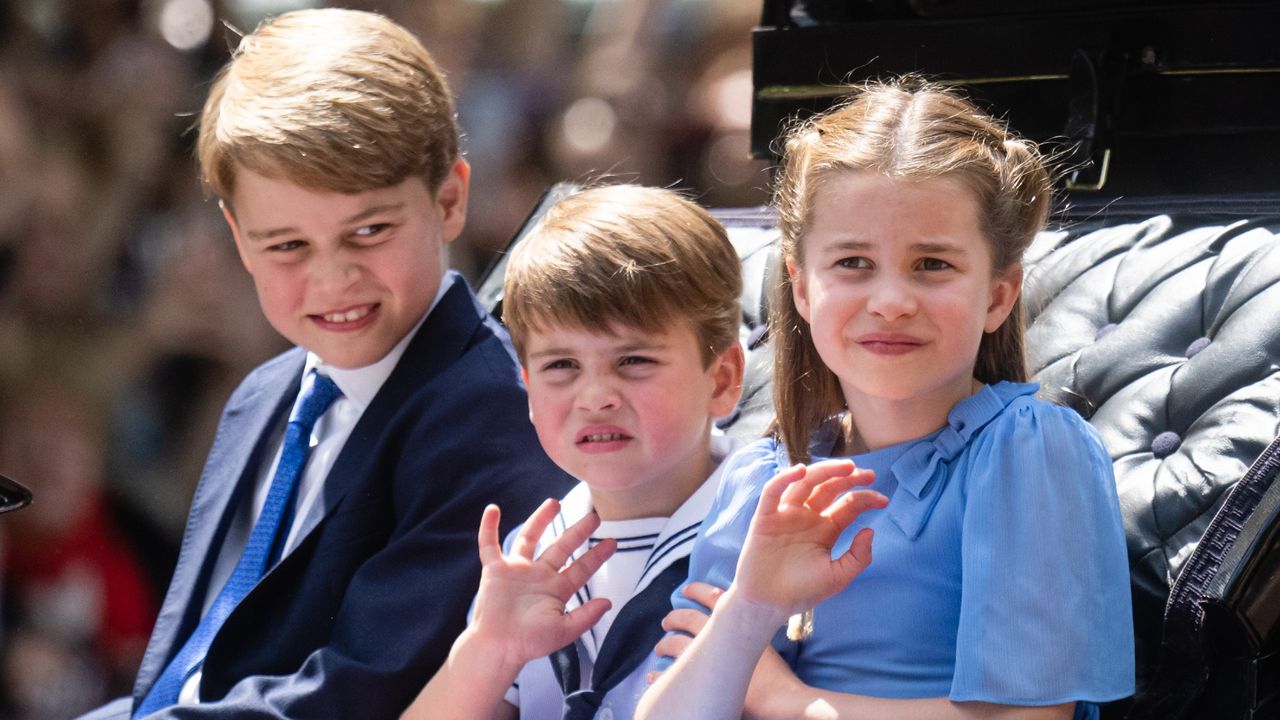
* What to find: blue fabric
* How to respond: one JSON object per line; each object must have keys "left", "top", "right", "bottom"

{"left": 135, "top": 373, "right": 340, "bottom": 717}
{"left": 672, "top": 382, "right": 1134, "bottom": 717}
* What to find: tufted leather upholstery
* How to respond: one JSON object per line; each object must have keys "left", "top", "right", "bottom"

{"left": 1024, "top": 213, "right": 1280, "bottom": 579}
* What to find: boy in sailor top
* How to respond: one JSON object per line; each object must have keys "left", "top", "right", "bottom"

{"left": 402, "top": 185, "right": 746, "bottom": 720}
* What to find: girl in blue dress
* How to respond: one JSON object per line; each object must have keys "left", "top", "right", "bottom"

{"left": 637, "top": 81, "right": 1134, "bottom": 720}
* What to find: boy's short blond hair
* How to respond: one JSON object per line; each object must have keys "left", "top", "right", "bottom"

{"left": 197, "top": 8, "right": 458, "bottom": 201}
{"left": 503, "top": 185, "right": 742, "bottom": 367}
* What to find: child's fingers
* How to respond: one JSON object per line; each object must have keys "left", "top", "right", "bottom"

{"left": 778, "top": 459, "right": 856, "bottom": 509}
{"left": 833, "top": 527, "right": 875, "bottom": 583}
{"left": 660, "top": 608, "right": 711, "bottom": 636}
{"left": 848, "top": 467, "right": 877, "bottom": 486}
{"left": 757, "top": 463, "right": 807, "bottom": 516}
{"left": 558, "top": 537, "right": 615, "bottom": 592}
{"left": 512, "top": 498, "right": 561, "bottom": 561}
{"left": 537, "top": 511, "right": 602, "bottom": 570}
{"left": 476, "top": 504, "right": 504, "bottom": 566}
{"left": 562, "top": 597, "right": 612, "bottom": 639}
{"left": 823, "top": 489, "right": 889, "bottom": 530}
{"left": 679, "top": 581, "right": 725, "bottom": 613}
{"left": 805, "top": 469, "right": 875, "bottom": 512}
{"left": 653, "top": 631, "right": 694, "bottom": 661}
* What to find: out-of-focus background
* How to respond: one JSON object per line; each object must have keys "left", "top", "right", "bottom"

{"left": 0, "top": 0, "right": 765, "bottom": 716}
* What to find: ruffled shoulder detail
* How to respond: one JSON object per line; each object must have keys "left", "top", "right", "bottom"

{"left": 886, "top": 382, "right": 1039, "bottom": 539}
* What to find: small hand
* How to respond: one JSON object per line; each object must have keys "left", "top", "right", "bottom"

{"left": 651, "top": 582, "right": 804, "bottom": 720}
{"left": 470, "top": 500, "right": 616, "bottom": 670}
{"left": 651, "top": 582, "right": 724, "bottom": 673}
{"left": 734, "top": 459, "right": 887, "bottom": 618}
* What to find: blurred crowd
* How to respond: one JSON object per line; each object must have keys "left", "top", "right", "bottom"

{"left": 0, "top": 0, "right": 767, "bottom": 716}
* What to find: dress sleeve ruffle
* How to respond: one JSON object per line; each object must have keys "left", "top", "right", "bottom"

{"left": 951, "top": 397, "right": 1135, "bottom": 706}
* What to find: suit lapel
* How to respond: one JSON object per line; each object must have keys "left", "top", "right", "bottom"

{"left": 286, "top": 275, "right": 487, "bottom": 554}
{"left": 133, "top": 351, "right": 304, "bottom": 701}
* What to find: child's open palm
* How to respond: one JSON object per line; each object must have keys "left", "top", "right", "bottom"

{"left": 734, "top": 460, "right": 887, "bottom": 618}
{"left": 469, "top": 500, "right": 616, "bottom": 669}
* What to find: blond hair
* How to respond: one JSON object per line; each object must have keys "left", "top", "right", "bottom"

{"left": 503, "top": 185, "right": 742, "bottom": 367}
{"left": 773, "top": 80, "right": 1051, "bottom": 462}
{"left": 197, "top": 8, "right": 458, "bottom": 201}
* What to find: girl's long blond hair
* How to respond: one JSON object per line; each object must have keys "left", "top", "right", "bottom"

{"left": 771, "top": 79, "right": 1052, "bottom": 464}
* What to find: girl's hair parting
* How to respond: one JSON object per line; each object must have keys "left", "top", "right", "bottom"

{"left": 771, "top": 78, "right": 1052, "bottom": 462}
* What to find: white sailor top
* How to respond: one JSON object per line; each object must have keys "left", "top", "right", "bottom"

{"left": 501, "top": 435, "right": 738, "bottom": 720}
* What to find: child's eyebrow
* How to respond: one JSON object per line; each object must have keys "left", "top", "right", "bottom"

{"left": 820, "top": 239, "right": 967, "bottom": 254}
{"left": 910, "top": 241, "right": 968, "bottom": 255}
{"left": 526, "top": 341, "right": 670, "bottom": 360}
{"left": 244, "top": 203, "right": 406, "bottom": 242}
{"left": 614, "top": 341, "right": 670, "bottom": 353}
{"left": 526, "top": 347, "right": 573, "bottom": 361}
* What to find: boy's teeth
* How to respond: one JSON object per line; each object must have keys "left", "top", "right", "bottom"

{"left": 323, "top": 307, "right": 370, "bottom": 323}
{"left": 585, "top": 433, "right": 624, "bottom": 442}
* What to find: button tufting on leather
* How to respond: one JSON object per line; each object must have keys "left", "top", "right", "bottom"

{"left": 1152, "top": 431, "right": 1182, "bottom": 459}
{"left": 1185, "top": 336, "right": 1211, "bottom": 358}
{"left": 1095, "top": 323, "right": 1118, "bottom": 341}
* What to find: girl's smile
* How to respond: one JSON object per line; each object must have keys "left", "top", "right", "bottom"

{"left": 854, "top": 332, "right": 926, "bottom": 355}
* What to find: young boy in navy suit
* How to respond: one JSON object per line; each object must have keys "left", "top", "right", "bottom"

{"left": 402, "top": 184, "right": 746, "bottom": 720}
{"left": 80, "top": 9, "right": 569, "bottom": 719}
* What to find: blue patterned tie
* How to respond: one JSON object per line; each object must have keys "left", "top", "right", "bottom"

{"left": 135, "top": 372, "right": 342, "bottom": 717}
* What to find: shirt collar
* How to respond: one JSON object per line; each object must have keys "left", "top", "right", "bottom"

{"left": 304, "top": 273, "right": 456, "bottom": 411}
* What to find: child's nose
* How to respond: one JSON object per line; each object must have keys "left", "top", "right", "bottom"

{"left": 576, "top": 376, "right": 621, "bottom": 412}
{"left": 866, "top": 276, "right": 917, "bottom": 320}
{"left": 312, "top": 253, "right": 360, "bottom": 292}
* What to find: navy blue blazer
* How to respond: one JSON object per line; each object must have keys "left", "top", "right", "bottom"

{"left": 84, "top": 274, "right": 571, "bottom": 719}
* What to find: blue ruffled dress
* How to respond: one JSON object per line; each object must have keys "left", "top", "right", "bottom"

{"left": 675, "top": 382, "right": 1135, "bottom": 719}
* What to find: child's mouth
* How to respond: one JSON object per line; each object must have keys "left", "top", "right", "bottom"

{"left": 580, "top": 432, "right": 627, "bottom": 443}
{"left": 856, "top": 332, "right": 923, "bottom": 355}
{"left": 576, "top": 427, "right": 633, "bottom": 452}
{"left": 312, "top": 303, "right": 379, "bottom": 330}
{"left": 323, "top": 307, "right": 372, "bottom": 323}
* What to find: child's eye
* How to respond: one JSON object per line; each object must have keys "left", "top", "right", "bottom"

{"left": 352, "top": 223, "right": 391, "bottom": 240}
{"left": 619, "top": 355, "right": 657, "bottom": 367}
{"left": 541, "top": 359, "right": 578, "bottom": 372}
{"left": 267, "top": 240, "right": 306, "bottom": 253}
{"left": 917, "top": 257, "right": 953, "bottom": 271}
{"left": 835, "top": 256, "right": 871, "bottom": 270}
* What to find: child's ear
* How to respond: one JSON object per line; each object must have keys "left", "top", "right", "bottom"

{"left": 984, "top": 262, "right": 1023, "bottom": 333}
{"left": 708, "top": 342, "right": 746, "bottom": 419}
{"left": 435, "top": 158, "right": 470, "bottom": 245}
{"left": 220, "top": 201, "right": 254, "bottom": 274}
{"left": 521, "top": 366, "right": 535, "bottom": 422}
{"left": 787, "top": 259, "right": 812, "bottom": 323}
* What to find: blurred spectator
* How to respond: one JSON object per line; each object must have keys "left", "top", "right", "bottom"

{"left": 0, "top": 378, "right": 157, "bottom": 720}
{"left": 0, "top": 0, "right": 762, "bottom": 714}
{"left": 109, "top": 199, "right": 285, "bottom": 546}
